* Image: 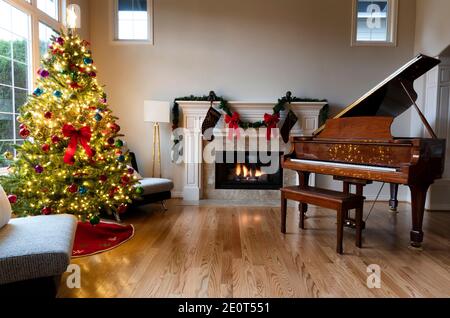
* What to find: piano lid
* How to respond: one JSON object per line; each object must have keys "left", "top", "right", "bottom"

{"left": 314, "top": 54, "right": 441, "bottom": 135}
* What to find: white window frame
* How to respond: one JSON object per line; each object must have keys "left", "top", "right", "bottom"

{"left": 0, "top": 0, "right": 65, "bottom": 172}
{"left": 351, "top": 0, "right": 398, "bottom": 47}
{"left": 112, "top": 0, "right": 154, "bottom": 45}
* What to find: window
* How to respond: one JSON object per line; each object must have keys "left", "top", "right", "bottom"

{"left": 115, "top": 0, "right": 153, "bottom": 42}
{"left": 37, "top": 0, "right": 59, "bottom": 20}
{"left": 0, "top": 0, "right": 31, "bottom": 159}
{"left": 351, "top": 0, "right": 398, "bottom": 46}
{"left": 39, "top": 22, "right": 58, "bottom": 57}
{"left": 0, "top": 0, "right": 63, "bottom": 168}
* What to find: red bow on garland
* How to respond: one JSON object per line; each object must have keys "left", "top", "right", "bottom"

{"left": 224, "top": 112, "right": 241, "bottom": 140}
{"left": 62, "top": 124, "right": 94, "bottom": 165}
{"left": 264, "top": 113, "right": 280, "bottom": 140}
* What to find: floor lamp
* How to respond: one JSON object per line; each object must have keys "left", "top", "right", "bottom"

{"left": 144, "top": 101, "right": 171, "bottom": 178}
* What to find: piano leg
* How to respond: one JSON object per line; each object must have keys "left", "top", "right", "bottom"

{"left": 409, "top": 184, "right": 430, "bottom": 248}
{"left": 389, "top": 184, "right": 399, "bottom": 212}
{"left": 298, "top": 172, "right": 310, "bottom": 229}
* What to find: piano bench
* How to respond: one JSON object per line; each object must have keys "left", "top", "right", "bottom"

{"left": 280, "top": 186, "right": 365, "bottom": 254}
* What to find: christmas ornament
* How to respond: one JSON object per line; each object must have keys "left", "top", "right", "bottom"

{"left": 56, "top": 37, "right": 64, "bottom": 45}
{"left": 33, "top": 88, "right": 43, "bottom": 96}
{"left": 136, "top": 187, "right": 144, "bottom": 195}
{"left": 3, "top": 151, "right": 13, "bottom": 160}
{"left": 68, "top": 183, "right": 78, "bottom": 193}
{"left": 42, "top": 206, "right": 52, "bottom": 215}
{"left": 99, "top": 175, "right": 107, "bottom": 182}
{"left": 94, "top": 113, "right": 103, "bottom": 121}
{"left": 34, "top": 165, "right": 44, "bottom": 174}
{"left": 115, "top": 139, "right": 124, "bottom": 148}
{"left": 78, "top": 186, "right": 87, "bottom": 195}
{"left": 42, "top": 144, "right": 50, "bottom": 152}
{"left": 70, "top": 82, "right": 82, "bottom": 90}
{"left": 19, "top": 128, "right": 30, "bottom": 138}
{"left": 62, "top": 124, "right": 94, "bottom": 165}
{"left": 117, "top": 155, "right": 125, "bottom": 162}
{"left": 109, "top": 123, "right": 120, "bottom": 133}
{"left": 53, "top": 90, "right": 62, "bottom": 98}
{"left": 118, "top": 204, "right": 128, "bottom": 214}
{"left": 88, "top": 72, "right": 97, "bottom": 77}
{"left": 44, "top": 111, "right": 53, "bottom": 119}
{"left": 121, "top": 175, "right": 130, "bottom": 184}
{"left": 127, "top": 167, "right": 134, "bottom": 175}
{"left": 83, "top": 57, "right": 93, "bottom": 64}
{"left": 8, "top": 194, "right": 17, "bottom": 204}
{"left": 107, "top": 137, "right": 115, "bottom": 145}
{"left": 38, "top": 69, "right": 49, "bottom": 78}
{"left": 51, "top": 135, "right": 61, "bottom": 144}
{"left": 89, "top": 215, "right": 100, "bottom": 225}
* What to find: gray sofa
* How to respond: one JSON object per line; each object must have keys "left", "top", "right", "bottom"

{"left": 0, "top": 214, "right": 77, "bottom": 297}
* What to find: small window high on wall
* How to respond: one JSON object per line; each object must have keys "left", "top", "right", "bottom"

{"left": 351, "top": 0, "right": 398, "bottom": 46}
{"left": 114, "top": 0, "right": 153, "bottom": 43}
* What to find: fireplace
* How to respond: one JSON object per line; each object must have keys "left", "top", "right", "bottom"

{"left": 215, "top": 151, "right": 283, "bottom": 190}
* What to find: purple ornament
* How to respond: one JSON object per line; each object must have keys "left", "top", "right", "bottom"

{"left": 100, "top": 98, "right": 107, "bottom": 104}
{"left": 127, "top": 167, "right": 135, "bottom": 175}
{"left": 56, "top": 37, "right": 64, "bottom": 45}
{"left": 34, "top": 165, "right": 44, "bottom": 174}
{"left": 39, "top": 69, "right": 50, "bottom": 78}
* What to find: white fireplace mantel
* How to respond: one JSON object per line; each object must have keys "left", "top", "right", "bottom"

{"left": 178, "top": 101, "right": 326, "bottom": 201}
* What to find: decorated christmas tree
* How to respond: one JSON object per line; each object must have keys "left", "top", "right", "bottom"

{"left": 0, "top": 31, "right": 142, "bottom": 224}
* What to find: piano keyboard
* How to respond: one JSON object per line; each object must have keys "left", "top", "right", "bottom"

{"left": 290, "top": 159, "right": 398, "bottom": 173}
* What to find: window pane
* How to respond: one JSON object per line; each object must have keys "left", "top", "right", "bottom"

{"left": 11, "top": 5, "right": 30, "bottom": 38}
{"left": 14, "top": 88, "right": 27, "bottom": 112}
{"left": 356, "top": 0, "right": 389, "bottom": 42}
{"left": 39, "top": 22, "right": 59, "bottom": 57}
{"left": 0, "top": 56, "right": 12, "bottom": 86}
{"left": 14, "top": 61, "right": 28, "bottom": 89}
{"left": 0, "top": 84, "right": 12, "bottom": 113}
{"left": 0, "top": 0, "right": 12, "bottom": 31}
{"left": 0, "top": 113, "right": 14, "bottom": 140}
{"left": 0, "top": 29, "right": 11, "bottom": 58}
{"left": 37, "top": 0, "right": 59, "bottom": 20}
{"left": 0, "top": 141, "right": 14, "bottom": 161}
{"left": 117, "top": 0, "right": 149, "bottom": 40}
{"left": 12, "top": 35, "right": 28, "bottom": 63}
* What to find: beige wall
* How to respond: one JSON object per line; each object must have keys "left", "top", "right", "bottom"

{"left": 415, "top": 0, "right": 450, "bottom": 56}
{"left": 87, "top": 0, "right": 417, "bottom": 196}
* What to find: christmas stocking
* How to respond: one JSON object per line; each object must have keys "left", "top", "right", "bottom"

{"left": 202, "top": 106, "right": 222, "bottom": 141}
{"left": 280, "top": 110, "right": 298, "bottom": 143}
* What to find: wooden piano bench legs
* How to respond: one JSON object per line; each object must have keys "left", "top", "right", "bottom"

{"left": 280, "top": 186, "right": 365, "bottom": 254}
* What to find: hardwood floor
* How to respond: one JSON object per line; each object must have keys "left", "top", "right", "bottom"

{"left": 58, "top": 200, "right": 450, "bottom": 298}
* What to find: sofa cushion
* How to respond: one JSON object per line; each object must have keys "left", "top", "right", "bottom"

{"left": 0, "top": 214, "right": 77, "bottom": 285}
{"left": 137, "top": 178, "right": 174, "bottom": 195}
{"left": 0, "top": 185, "right": 12, "bottom": 230}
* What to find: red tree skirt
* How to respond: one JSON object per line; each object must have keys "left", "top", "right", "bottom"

{"left": 72, "top": 221, "right": 134, "bottom": 258}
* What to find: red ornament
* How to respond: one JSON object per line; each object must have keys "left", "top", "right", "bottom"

{"left": 42, "top": 207, "right": 52, "bottom": 215}
{"left": 44, "top": 111, "right": 53, "bottom": 119}
{"left": 109, "top": 123, "right": 121, "bottom": 133}
{"left": 19, "top": 128, "right": 30, "bottom": 138}
{"left": 118, "top": 204, "right": 128, "bottom": 214}
{"left": 70, "top": 82, "right": 82, "bottom": 90}
{"left": 88, "top": 72, "right": 97, "bottom": 78}
{"left": 107, "top": 137, "right": 115, "bottom": 145}
{"left": 99, "top": 175, "right": 108, "bottom": 182}
{"left": 19, "top": 123, "right": 26, "bottom": 130}
{"left": 68, "top": 184, "right": 78, "bottom": 193}
{"left": 127, "top": 167, "right": 134, "bottom": 175}
{"left": 8, "top": 195, "right": 17, "bottom": 204}
{"left": 78, "top": 66, "right": 86, "bottom": 73}
{"left": 115, "top": 150, "right": 122, "bottom": 156}
{"left": 42, "top": 144, "right": 50, "bottom": 152}
{"left": 109, "top": 186, "right": 119, "bottom": 198}
{"left": 51, "top": 135, "right": 60, "bottom": 144}
{"left": 121, "top": 175, "right": 130, "bottom": 184}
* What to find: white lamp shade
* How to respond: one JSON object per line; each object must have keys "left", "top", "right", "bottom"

{"left": 144, "top": 101, "right": 171, "bottom": 123}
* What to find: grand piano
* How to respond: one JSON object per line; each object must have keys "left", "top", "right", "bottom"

{"left": 283, "top": 54, "right": 446, "bottom": 248}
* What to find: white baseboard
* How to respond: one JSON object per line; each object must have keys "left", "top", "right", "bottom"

{"left": 171, "top": 191, "right": 183, "bottom": 198}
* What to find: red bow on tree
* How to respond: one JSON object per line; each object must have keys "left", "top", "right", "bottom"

{"left": 264, "top": 113, "right": 280, "bottom": 140}
{"left": 62, "top": 124, "right": 94, "bottom": 165}
{"left": 224, "top": 112, "right": 240, "bottom": 140}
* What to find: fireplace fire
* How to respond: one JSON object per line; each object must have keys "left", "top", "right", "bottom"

{"left": 215, "top": 151, "right": 283, "bottom": 190}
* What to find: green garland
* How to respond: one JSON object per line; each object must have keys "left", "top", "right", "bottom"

{"left": 171, "top": 91, "right": 328, "bottom": 143}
